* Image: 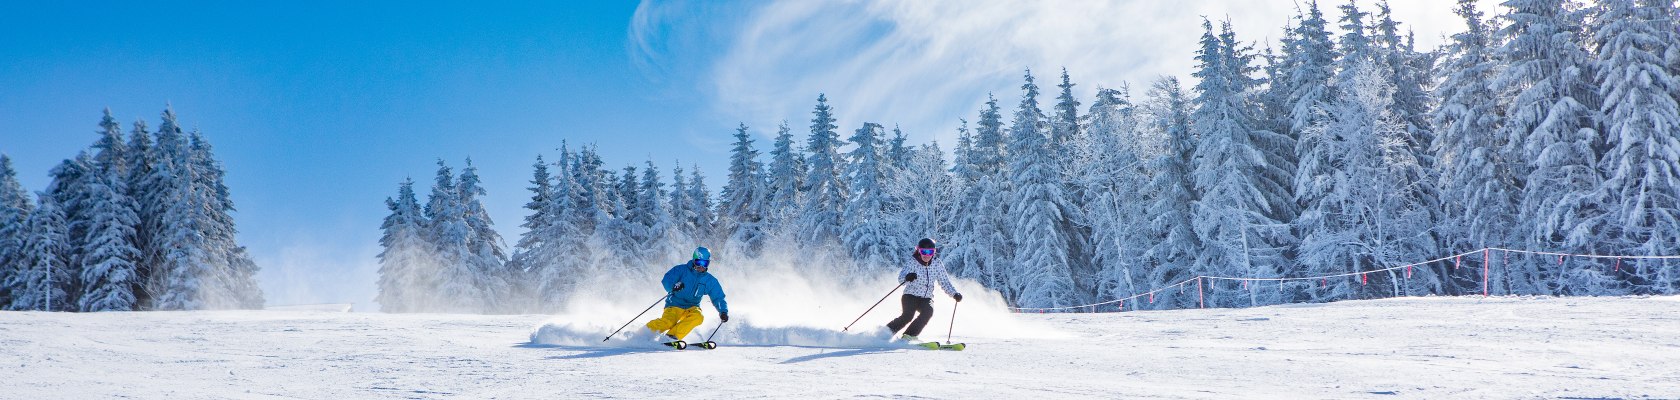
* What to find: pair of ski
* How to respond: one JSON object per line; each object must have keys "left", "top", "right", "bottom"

{"left": 913, "top": 341, "right": 966, "bottom": 351}
{"left": 663, "top": 340, "right": 963, "bottom": 351}
{"left": 662, "top": 340, "right": 719, "bottom": 350}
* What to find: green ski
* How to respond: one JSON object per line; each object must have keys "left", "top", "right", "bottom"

{"left": 915, "top": 342, "right": 965, "bottom": 351}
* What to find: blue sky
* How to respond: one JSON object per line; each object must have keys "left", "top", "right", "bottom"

{"left": 1, "top": 0, "right": 1490, "bottom": 308}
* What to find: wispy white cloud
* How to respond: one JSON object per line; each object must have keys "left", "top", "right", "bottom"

{"left": 635, "top": 0, "right": 1499, "bottom": 147}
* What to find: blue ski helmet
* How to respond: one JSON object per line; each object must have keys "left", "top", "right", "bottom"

{"left": 692, "top": 246, "right": 712, "bottom": 262}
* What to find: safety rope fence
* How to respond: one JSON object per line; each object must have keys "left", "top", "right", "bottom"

{"left": 1010, "top": 247, "right": 1680, "bottom": 313}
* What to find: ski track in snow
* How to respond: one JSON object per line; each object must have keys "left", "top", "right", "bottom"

{"left": 3, "top": 296, "right": 1679, "bottom": 399}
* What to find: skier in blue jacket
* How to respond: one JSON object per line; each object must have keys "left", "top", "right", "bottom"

{"left": 644, "top": 247, "right": 729, "bottom": 344}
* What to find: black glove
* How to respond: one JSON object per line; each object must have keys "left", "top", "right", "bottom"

{"left": 904, "top": 273, "right": 918, "bottom": 282}
{"left": 720, "top": 312, "right": 729, "bottom": 323}
{"left": 953, "top": 293, "right": 964, "bottom": 302}
{"left": 671, "top": 282, "right": 684, "bottom": 292}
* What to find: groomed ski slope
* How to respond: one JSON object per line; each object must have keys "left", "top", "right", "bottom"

{"left": 3, "top": 295, "right": 1678, "bottom": 399}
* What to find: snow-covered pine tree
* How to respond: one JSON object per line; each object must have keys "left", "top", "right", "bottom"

{"left": 225, "top": 246, "right": 260, "bottom": 307}
{"left": 1295, "top": 60, "right": 1437, "bottom": 303}
{"left": 507, "top": 155, "right": 558, "bottom": 313}
{"left": 946, "top": 96, "right": 1014, "bottom": 294}
{"left": 1593, "top": 0, "right": 1680, "bottom": 294}
{"left": 1007, "top": 69, "right": 1081, "bottom": 308}
{"left": 424, "top": 160, "right": 483, "bottom": 313}
{"left": 1079, "top": 86, "right": 1155, "bottom": 306}
{"left": 187, "top": 129, "right": 262, "bottom": 309}
{"left": 669, "top": 163, "right": 694, "bottom": 244}
{"left": 1244, "top": 21, "right": 1303, "bottom": 276}
{"left": 585, "top": 162, "right": 643, "bottom": 284}
{"left": 122, "top": 118, "right": 156, "bottom": 307}
{"left": 148, "top": 106, "right": 222, "bottom": 311}
{"left": 888, "top": 143, "right": 956, "bottom": 260}
{"left": 570, "top": 145, "right": 610, "bottom": 236}
{"left": 1496, "top": 0, "right": 1609, "bottom": 295}
{"left": 1371, "top": 3, "right": 1446, "bottom": 284}
{"left": 841, "top": 122, "right": 897, "bottom": 275}
{"left": 1369, "top": 48, "right": 1445, "bottom": 298}
{"left": 377, "top": 178, "right": 431, "bottom": 313}
{"left": 763, "top": 122, "right": 806, "bottom": 241}
{"left": 1372, "top": 1, "right": 1440, "bottom": 168}
{"left": 635, "top": 161, "right": 680, "bottom": 264}
{"left": 1050, "top": 68, "right": 1084, "bottom": 153}
{"left": 1191, "top": 20, "right": 1295, "bottom": 308}
{"left": 80, "top": 110, "right": 143, "bottom": 310}
{"left": 589, "top": 165, "right": 643, "bottom": 278}
{"left": 615, "top": 165, "right": 639, "bottom": 223}
{"left": 77, "top": 147, "right": 141, "bottom": 312}
{"left": 175, "top": 155, "right": 222, "bottom": 308}
{"left": 800, "top": 94, "right": 848, "bottom": 247}
{"left": 1292, "top": 3, "right": 1436, "bottom": 302}
{"left": 944, "top": 120, "right": 980, "bottom": 281}
{"left": 1051, "top": 68, "right": 1098, "bottom": 303}
{"left": 0, "top": 156, "right": 35, "bottom": 308}
{"left": 687, "top": 166, "right": 716, "bottom": 246}
{"left": 1432, "top": 0, "right": 1515, "bottom": 295}
{"left": 533, "top": 147, "right": 589, "bottom": 311}
{"left": 1140, "top": 77, "right": 1201, "bottom": 310}
{"left": 45, "top": 154, "right": 93, "bottom": 302}
{"left": 8, "top": 193, "right": 71, "bottom": 311}
{"left": 458, "top": 159, "right": 511, "bottom": 313}
{"left": 576, "top": 149, "right": 624, "bottom": 275}
{"left": 886, "top": 126, "right": 911, "bottom": 171}
{"left": 1335, "top": 0, "right": 1374, "bottom": 76}
{"left": 92, "top": 109, "right": 130, "bottom": 178}
{"left": 721, "top": 124, "right": 768, "bottom": 257}
{"left": 1281, "top": 1, "right": 1338, "bottom": 144}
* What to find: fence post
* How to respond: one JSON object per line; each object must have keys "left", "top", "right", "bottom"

{"left": 1483, "top": 249, "right": 1490, "bottom": 297}
{"left": 1198, "top": 277, "right": 1205, "bottom": 309}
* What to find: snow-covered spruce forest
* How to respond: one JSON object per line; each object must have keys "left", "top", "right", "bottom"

{"left": 0, "top": 107, "right": 264, "bottom": 312}
{"left": 385, "top": 0, "right": 1680, "bottom": 314}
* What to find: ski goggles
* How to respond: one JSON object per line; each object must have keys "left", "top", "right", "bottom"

{"left": 917, "top": 248, "right": 937, "bottom": 256}
{"left": 693, "top": 259, "right": 711, "bottom": 268}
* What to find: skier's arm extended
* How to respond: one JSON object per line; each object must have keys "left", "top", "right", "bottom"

{"left": 708, "top": 279, "right": 728, "bottom": 315}
{"left": 661, "top": 266, "right": 682, "bottom": 293}
{"left": 935, "top": 264, "right": 960, "bottom": 298}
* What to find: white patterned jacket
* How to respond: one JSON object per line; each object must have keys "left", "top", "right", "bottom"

{"left": 898, "top": 256, "right": 961, "bottom": 299}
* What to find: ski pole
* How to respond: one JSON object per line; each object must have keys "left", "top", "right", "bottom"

{"left": 703, "top": 319, "right": 727, "bottom": 343}
{"left": 946, "top": 301, "right": 959, "bottom": 344}
{"left": 842, "top": 281, "right": 908, "bottom": 332}
{"left": 603, "top": 293, "right": 672, "bottom": 342}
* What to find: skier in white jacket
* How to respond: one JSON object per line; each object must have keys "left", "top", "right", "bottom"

{"left": 885, "top": 238, "right": 962, "bottom": 342}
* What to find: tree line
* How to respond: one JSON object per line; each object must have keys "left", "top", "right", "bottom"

{"left": 0, "top": 107, "right": 263, "bottom": 312}
{"left": 377, "top": 0, "right": 1680, "bottom": 313}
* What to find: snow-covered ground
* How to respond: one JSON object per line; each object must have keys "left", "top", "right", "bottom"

{"left": 3, "top": 296, "right": 1678, "bottom": 399}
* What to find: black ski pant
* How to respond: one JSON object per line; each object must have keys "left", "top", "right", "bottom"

{"left": 885, "top": 294, "right": 935, "bottom": 337}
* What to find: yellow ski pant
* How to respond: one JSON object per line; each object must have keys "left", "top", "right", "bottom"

{"left": 645, "top": 306, "right": 705, "bottom": 339}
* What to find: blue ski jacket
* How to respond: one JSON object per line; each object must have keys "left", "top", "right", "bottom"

{"left": 661, "top": 263, "right": 728, "bottom": 314}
